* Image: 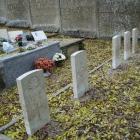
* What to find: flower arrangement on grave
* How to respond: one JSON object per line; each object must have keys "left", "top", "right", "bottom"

{"left": 53, "top": 53, "right": 66, "bottom": 66}
{"left": 15, "top": 34, "right": 23, "bottom": 47}
{"left": 35, "top": 57, "right": 55, "bottom": 73}
{"left": 26, "top": 44, "right": 36, "bottom": 51}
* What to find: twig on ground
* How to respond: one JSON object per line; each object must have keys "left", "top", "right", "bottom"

{"left": 0, "top": 115, "right": 22, "bottom": 132}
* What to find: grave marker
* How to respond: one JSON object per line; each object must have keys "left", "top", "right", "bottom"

{"left": 124, "top": 31, "right": 131, "bottom": 60}
{"left": 31, "top": 31, "right": 47, "bottom": 41}
{"left": 112, "top": 35, "right": 121, "bottom": 69}
{"left": 132, "top": 28, "right": 138, "bottom": 54}
{"left": 16, "top": 69, "right": 50, "bottom": 136}
{"left": 71, "top": 50, "right": 89, "bottom": 99}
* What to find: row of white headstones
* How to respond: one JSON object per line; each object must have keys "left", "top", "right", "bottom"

{"left": 112, "top": 28, "right": 139, "bottom": 69}
{"left": 16, "top": 28, "right": 139, "bottom": 136}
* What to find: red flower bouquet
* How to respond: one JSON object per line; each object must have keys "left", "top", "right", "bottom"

{"left": 35, "top": 57, "right": 55, "bottom": 72}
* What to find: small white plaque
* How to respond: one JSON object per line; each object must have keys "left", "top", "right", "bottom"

{"left": 31, "top": 31, "right": 47, "bottom": 41}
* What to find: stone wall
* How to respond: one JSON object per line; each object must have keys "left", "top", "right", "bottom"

{"left": 0, "top": 0, "right": 140, "bottom": 38}
{"left": 30, "top": 0, "right": 60, "bottom": 32}
{"left": 6, "top": 0, "right": 31, "bottom": 28}
{"left": 60, "top": 0, "right": 97, "bottom": 38}
{"left": 0, "top": 0, "right": 7, "bottom": 24}
{"left": 97, "top": 0, "right": 140, "bottom": 38}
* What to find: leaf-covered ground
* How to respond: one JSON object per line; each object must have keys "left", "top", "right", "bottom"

{"left": 0, "top": 39, "right": 140, "bottom": 140}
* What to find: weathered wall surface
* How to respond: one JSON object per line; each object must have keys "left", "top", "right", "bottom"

{"left": 60, "top": 0, "right": 97, "bottom": 38}
{"left": 0, "top": 0, "right": 7, "bottom": 24}
{"left": 30, "top": 0, "right": 60, "bottom": 32}
{"left": 0, "top": 0, "right": 140, "bottom": 38}
{"left": 6, "top": 0, "right": 31, "bottom": 27}
{"left": 97, "top": 0, "right": 140, "bottom": 37}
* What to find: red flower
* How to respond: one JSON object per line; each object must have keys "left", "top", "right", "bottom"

{"left": 35, "top": 57, "right": 55, "bottom": 72}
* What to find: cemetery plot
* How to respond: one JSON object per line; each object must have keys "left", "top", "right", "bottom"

{"left": 0, "top": 41, "right": 60, "bottom": 88}
{"left": 0, "top": 39, "right": 140, "bottom": 139}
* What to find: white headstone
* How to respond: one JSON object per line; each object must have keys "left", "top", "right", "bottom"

{"left": 71, "top": 50, "right": 89, "bottom": 99}
{"left": 112, "top": 35, "right": 121, "bottom": 69}
{"left": 124, "top": 31, "right": 131, "bottom": 60}
{"left": 31, "top": 31, "right": 47, "bottom": 42}
{"left": 8, "top": 30, "right": 23, "bottom": 42}
{"left": 16, "top": 69, "right": 50, "bottom": 136}
{"left": 0, "top": 29, "right": 9, "bottom": 40}
{"left": 132, "top": 28, "right": 138, "bottom": 54}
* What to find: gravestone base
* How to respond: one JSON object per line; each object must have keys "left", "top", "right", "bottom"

{"left": 37, "top": 120, "right": 63, "bottom": 139}
{"left": 108, "top": 64, "right": 129, "bottom": 77}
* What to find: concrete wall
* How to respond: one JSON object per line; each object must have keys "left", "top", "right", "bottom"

{"left": 6, "top": 0, "right": 31, "bottom": 28}
{"left": 30, "top": 0, "right": 60, "bottom": 32}
{"left": 0, "top": 0, "right": 7, "bottom": 24}
{"left": 0, "top": 0, "right": 140, "bottom": 38}
{"left": 60, "top": 0, "right": 97, "bottom": 38}
{"left": 97, "top": 0, "right": 140, "bottom": 38}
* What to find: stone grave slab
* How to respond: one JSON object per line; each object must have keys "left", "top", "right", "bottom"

{"left": 71, "top": 50, "right": 89, "bottom": 99}
{"left": 0, "top": 41, "right": 60, "bottom": 88}
{"left": 31, "top": 31, "right": 47, "bottom": 41}
{"left": 112, "top": 35, "right": 121, "bottom": 69}
{"left": 8, "top": 30, "right": 23, "bottom": 42}
{"left": 48, "top": 38, "right": 84, "bottom": 57}
{"left": 124, "top": 31, "right": 131, "bottom": 60}
{"left": 16, "top": 69, "right": 50, "bottom": 136}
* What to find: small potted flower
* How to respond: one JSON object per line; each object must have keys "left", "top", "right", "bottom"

{"left": 15, "top": 34, "right": 25, "bottom": 53}
{"left": 35, "top": 57, "right": 55, "bottom": 76}
{"left": 53, "top": 53, "right": 66, "bottom": 67}
{"left": 15, "top": 34, "right": 23, "bottom": 47}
